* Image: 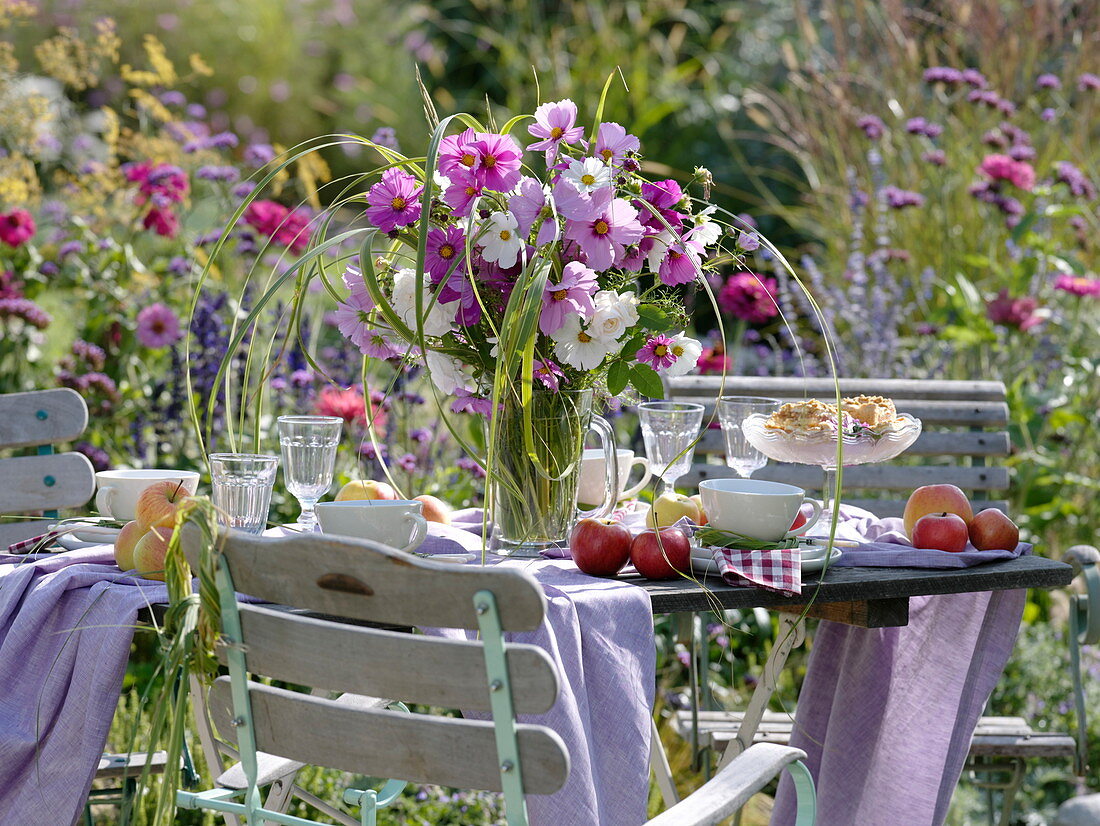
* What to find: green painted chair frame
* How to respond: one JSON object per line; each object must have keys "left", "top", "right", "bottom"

{"left": 177, "top": 526, "right": 818, "bottom": 826}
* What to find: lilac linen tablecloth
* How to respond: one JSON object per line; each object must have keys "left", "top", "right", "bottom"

{"left": 771, "top": 505, "right": 1028, "bottom": 826}
{"left": 0, "top": 548, "right": 168, "bottom": 826}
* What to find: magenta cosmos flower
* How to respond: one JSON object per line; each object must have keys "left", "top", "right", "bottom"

{"left": 636, "top": 334, "right": 678, "bottom": 370}
{"left": 436, "top": 128, "right": 478, "bottom": 178}
{"left": 425, "top": 225, "right": 467, "bottom": 282}
{"left": 510, "top": 177, "right": 557, "bottom": 246}
{"left": 0, "top": 209, "right": 36, "bottom": 247}
{"left": 978, "top": 154, "right": 1036, "bottom": 191}
{"left": 635, "top": 179, "right": 686, "bottom": 233}
{"left": 539, "top": 261, "right": 598, "bottom": 334}
{"left": 438, "top": 270, "right": 483, "bottom": 326}
{"left": 533, "top": 359, "right": 566, "bottom": 391}
{"left": 1054, "top": 274, "right": 1100, "bottom": 297}
{"left": 467, "top": 132, "right": 524, "bottom": 192}
{"left": 366, "top": 168, "right": 423, "bottom": 233}
{"left": 594, "top": 122, "right": 639, "bottom": 167}
{"left": 528, "top": 99, "right": 585, "bottom": 160}
{"left": 561, "top": 186, "right": 644, "bottom": 272}
{"left": 135, "top": 303, "right": 182, "bottom": 348}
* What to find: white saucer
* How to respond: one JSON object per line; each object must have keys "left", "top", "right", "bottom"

{"left": 48, "top": 522, "right": 122, "bottom": 543}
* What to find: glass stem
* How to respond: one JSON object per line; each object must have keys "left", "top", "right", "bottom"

{"left": 297, "top": 499, "right": 319, "bottom": 530}
{"left": 822, "top": 467, "right": 837, "bottom": 518}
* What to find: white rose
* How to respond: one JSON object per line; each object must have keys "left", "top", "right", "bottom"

{"left": 391, "top": 268, "right": 454, "bottom": 337}
{"left": 589, "top": 290, "right": 640, "bottom": 342}
{"left": 424, "top": 349, "right": 470, "bottom": 395}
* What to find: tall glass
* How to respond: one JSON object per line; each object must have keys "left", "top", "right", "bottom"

{"left": 277, "top": 415, "right": 342, "bottom": 532}
{"left": 638, "top": 401, "right": 705, "bottom": 491}
{"left": 717, "top": 396, "right": 781, "bottom": 478}
{"left": 209, "top": 453, "right": 279, "bottom": 534}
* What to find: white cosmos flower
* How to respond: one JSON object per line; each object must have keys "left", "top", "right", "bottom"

{"left": 562, "top": 157, "right": 613, "bottom": 194}
{"left": 691, "top": 206, "right": 722, "bottom": 248}
{"left": 663, "top": 333, "right": 703, "bottom": 377}
{"left": 479, "top": 211, "right": 524, "bottom": 268}
{"left": 391, "top": 267, "right": 454, "bottom": 337}
{"left": 424, "top": 349, "right": 470, "bottom": 395}
{"left": 646, "top": 229, "right": 675, "bottom": 270}
{"left": 589, "top": 290, "right": 639, "bottom": 342}
{"left": 550, "top": 314, "right": 618, "bottom": 371}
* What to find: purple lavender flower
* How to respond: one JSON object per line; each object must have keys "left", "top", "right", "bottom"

{"left": 409, "top": 427, "right": 432, "bottom": 443}
{"left": 1008, "top": 145, "right": 1036, "bottom": 161}
{"left": 882, "top": 186, "right": 925, "bottom": 208}
{"left": 962, "top": 68, "right": 987, "bottom": 88}
{"left": 0, "top": 297, "right": 51, "bottom": 328}
{"left": 396, "top": 453, "right": 417, "bottom": 472}
{"left": 1055, "top": 161, "right": 1097, "bottom": 199}
{"left": 856, "top": 115, "right": 885, "bottom": 139}
{"left": 905, "top": 117, "right": 943, "bottom": 138}
{"left": 923, "top": 67, "right": 964, "bottom": 85}
{"left": 968, "top": 90, "right": 1002, "bottom": 108}
{"left": 1078, "top": 73, "right": 1100, "bottom": 91}
{"left": 1041, "top": 107, "right": 1057, "bottom": 122}
{"left": 159, "top": 90, "right": 187, "bottom": 106}
{"left": 456, "top": 456, "right": 486, "bottom": 479}
{"left": 370, "top": 127, "right": 400, "bottom": 151}
{"left": 982, "top": 130, "right": 1009, "bottom": 149}
{"left": 196, "top": 165, "right": 240, "bottom": 182}
{"left": 1036, "top": 74, "right": 1061, "bottom": 89}
{"left": 57, "top": 240, "right": 82, "bottom": 259}
{"left": 922, "top": 149, "right": 947, "bottom": 166}
{"left": 232, "top": 181, "right": 257, "bottom": 199}
{"left": 243, "top": 143, "right": 276, "bottom": 167}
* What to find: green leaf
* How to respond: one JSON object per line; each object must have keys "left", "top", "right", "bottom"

{"left": 953, "top": 273, "right": 984, "bottom": 313}
{"left": 637, "top": 305, "right": 673, "bottom": 331}
{"left": 961, "top": 254, "right": 992, "bottom": 269}
{"left": 619, "top": 333, "right": 645, "bottom": 357}
{"left": 630, "top": 363, "right": 665, "bottom": 399}
{"left": 1043, "top": 203, "right": 1085, "bottom": 218}
{"left": 607, "top": 361, "right": 630, "bottom": 396}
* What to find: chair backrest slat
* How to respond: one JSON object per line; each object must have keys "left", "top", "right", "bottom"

{"left": 183, "top": 528, "right": 547, "bottom": 631}
{"left": 228, "top": 604, "right": 560, "bottom": 714}
{"left": 0, "top": 453, "right": 96, "bottom": 512}
{"left": 664, "top": 375, "right": 1011, "bottom": 518}
{"left": 0, "top": 388, "right": 88, "bottom": 449}
{"left": 208, "top": 678, "right": 570, "bottom": 795}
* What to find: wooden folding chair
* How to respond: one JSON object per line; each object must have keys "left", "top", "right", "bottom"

{"left": 177, "top": 526, "right": 817, "bottom": 826}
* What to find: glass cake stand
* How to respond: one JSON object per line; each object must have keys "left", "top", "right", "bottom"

{"left": 740, "top": 413, "right": 923, "bottom": 516}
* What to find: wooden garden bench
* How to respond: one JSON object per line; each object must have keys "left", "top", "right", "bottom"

{"left": 661, "top": 374, "right": 1083, "bottom": 823}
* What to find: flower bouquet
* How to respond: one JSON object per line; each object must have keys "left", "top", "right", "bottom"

{"left": 208, "top": 94, "right": 771, "bottom": 553}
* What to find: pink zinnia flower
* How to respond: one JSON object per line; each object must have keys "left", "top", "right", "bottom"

{"left": 562, "top": 187, "right": 644, "bottom": 271}
{"left": 142, "top": 207, "right": 180, "bottom": 239}
{"left": 425, "top": 225, "right": 467, "bottom": 282}
{"left": 533, "top": 359, "right": 566, "bottom": 391}
{"left": 636, "top": 334, "right": 678, "bottom": 370}
{"left": 696, "top": 346, "right": 732, "bottom": 375}
{"left": 594, "top": 122, "right": 640, "bottom": 166}
{"left": 273, "top": 208, "right": 312, "bottom": 253}
{"left": 986, "top": 289, "right": 1044, "bottom": 331}
{"left": 978, "top": 154, "right": 1036, "bottom": 191}
{"left": 366, "top": 167, "right": 423, "bottom": 233}
{"left": 135, "top": 303, "right": 182, "bottom": 348}
{"left": 244, "top": 200, "right": 290, "bottom": 238}
{"left": 0, "top": 209, "right": 36, "bottom": 247}
{"left": 718, "top": 273, "right": 779, "bottom": 323}
{"left": 539, "top": 261, "right": 598, "bottom": 334}
{"left": 1053, "top": 274, "right": 1100, "bottom": 297}
{"left": 467, "top": 132, "right": 524, "bottom": 192}
{"left": 528, "top": 99, "right": 585, "bottom": 160}
{"left": 442, "top": 169, "right": 483, "bottom": 218}
{"left": 315, "top": 386, "right": 386, "bottom": 430}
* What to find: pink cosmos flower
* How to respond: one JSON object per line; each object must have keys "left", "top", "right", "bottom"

{"left": 562, "top": 187, "right": 644, "bottom": 272}
{"left": 594, "top": 122, "right": 640, "bottom": 166}
{"left": 533, "top": 359, "right": 566, "bottom": 391}
{"left": 425, "top": 225, "right": 467, "bottom": 282}
{"left": 451, "top": 388, "right": 495, "bottom": 416}
{"left": 135, "top": 303, "right": 182, "bottom": 348}
{"left": 651, "top": 234, "right": 705, "bottom": 286}
{"left": 510, "top": 177, "right": 558, "bottom": 246}
{"left": 539, "top": 261, "right": 598, "bottom": 334}
{"left": 436, "top": 128, "right": 479, "bottom": 178}
{"left": 636, "top": 334, "right": 678, "bottom": 370}
{"left": 442, "top": 169, "right": 483, "bottom": 218}
{"left": 0, "top": 209, "right": 36, "bottom": 247}
{"left": 438, "top": 270, "right": 483, "bottom": 326}
{"left": 636, "top": 179, "right": 686, "bottom": 232}
{"left": 528, "top": 99, "right": 585, "bottom": 161}
{"left": 467, "top": 132, "right": 524, "bottom": 192}
{"left": 986, "top": 289, "right": 1044, "bottom": 331}
{"left": 978, "top": 154, "right": 1036, "bottom": 191}
{"left": 342, "top": 265, "right": 374, "bottom": 307}
{"left": 333, "top": 289, "right": 378, "bottom": 354}
{"left": 142, "top": 207, "right": 180, "bottom": 239}
{"left": 718, "top": 273, "right": 779, "bottom": 323}
{"left": 1053, "top": 274, "right": 1100, "bottom": 297}
{"left": 366, "top": 167, "right": 423, "bottom": 233}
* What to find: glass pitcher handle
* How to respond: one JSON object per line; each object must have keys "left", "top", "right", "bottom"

{"left": 578, "top": 415, "right": 619, "bottom": 520}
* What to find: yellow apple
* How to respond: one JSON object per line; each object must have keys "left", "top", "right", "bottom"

{"left": 335, "top": 479, "right": 398, "bottom": 502}
{"left": 113, "top": 521, "right": 144, "bottom": 571}
{"left": 689, "top": 494, "right": 708, "bottom": 526}
{"left": 134, "top": 480, "right": 193, "bottom": 531}
{"left": 132, "top": 526, "right": 174, "bottom": 582}
{"left": 646, "top": 492, "right": 703, "bottom": 529}
{"left": 414, "top": 494, "right": 452, "bottom": 525}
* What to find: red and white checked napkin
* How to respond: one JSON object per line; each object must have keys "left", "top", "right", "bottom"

{"left": 710, "top": 545, "right": 802, "bottom": 596}
{"left": 7, "top": 527, "right": 69, "bottom": 555}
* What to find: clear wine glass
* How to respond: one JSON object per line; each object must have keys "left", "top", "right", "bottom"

{"left": 717, "top": 396, "right": 781, "bottom": 478}
{"left": 277, "top": 415, "right": 342, "bottom": 531}
{"left": 637, "top": 401, "right": 705, "bottom": 492}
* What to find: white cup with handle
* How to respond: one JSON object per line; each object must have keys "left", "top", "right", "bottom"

{"left": 577, "top": 448, "right": 653, "bottom": 506}
{"left": 95, "top": 469, "right": 200, "bottom": 522}
{"left": 314, "top": 500, "right": 428, "bottom": 553}
{"left": 697, "top": 478, "right": 823, "bottom": 542}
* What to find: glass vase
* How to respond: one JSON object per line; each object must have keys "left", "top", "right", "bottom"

{"left": 488, "top": 387, "right": 616, "bottom": 557}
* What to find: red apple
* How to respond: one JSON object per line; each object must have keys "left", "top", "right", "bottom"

{"left": 790, "top": 511, "right": 808, "bottom": 532}
{"left": 903, "top": 484, "right": 974, "bottom": 539}
{"left": 114, "top": 520, "right": 144, "bottom": 571}
{"left": 335, "top": 479, "right": 398, "bottom": 501}
{"left": 968, "top": 508, "right": 1020, "bottom": 551}
{"left": 630, "top": 527, "right": 692, "bottom": 580}
{"left": 414, "top": 494, "right": 453, "bottom": 525}
{"left": 569, "top": 518, "right": 632, "bottom": 576}
{"left": 911, "top": 512, "right": 969, "bottom": 553}
{"left": 134, "top": 480, "right": 193, "bottom": 531}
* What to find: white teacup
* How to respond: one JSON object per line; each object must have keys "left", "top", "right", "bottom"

{"left": 314, "top": 500, "right": 428, "bottom": 554}
{"left": 95, "top": 469, "right": 200, "bottom": 522}
{"left": 697, "top": 478, "right": 823, "bottom": 542}
{"left": 577, "top": 448, "right": 652, "bottom": 506}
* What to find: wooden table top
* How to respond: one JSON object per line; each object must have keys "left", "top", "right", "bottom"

{"left": 634, "top": 553, "right": 1073, "bottom": 627}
